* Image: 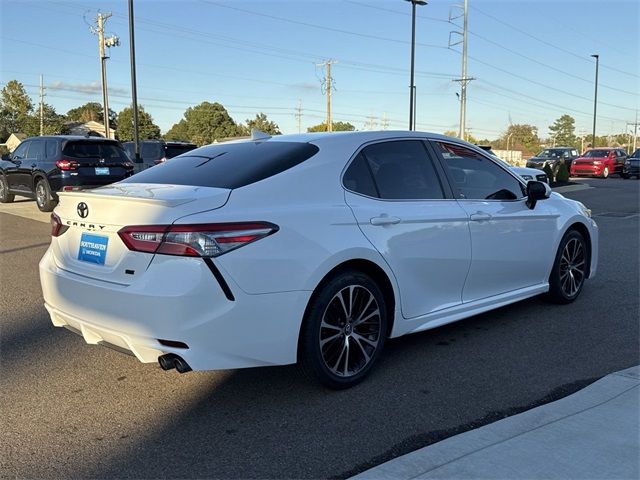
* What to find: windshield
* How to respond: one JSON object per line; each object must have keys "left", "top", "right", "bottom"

{"left": 536, "top": 149, "right": 566, "bottom": 159}
{"left": 583, "top": 149, "right": 610, "bottom": 158}
{"left": 630, "top": 149, "right": 640, "bottom": 159}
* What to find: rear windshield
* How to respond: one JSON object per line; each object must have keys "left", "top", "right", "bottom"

{"left": 166, "top": 144, "right": 196, "bottom": 158}
{"left": 62, "top": 141, "right": 129, "bottom": 161}
{"left": 583, "top": 149, "right": 610, "bottom": 158}
{"left": 120, "top": 141, "right": 320, "bottom": 189}
{"left": 141, "top": 142, "right": 164, "bottom": 161}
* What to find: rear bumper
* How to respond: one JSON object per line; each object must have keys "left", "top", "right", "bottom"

{"left": 39, "top": 248, "right": 310, "bottom": 371}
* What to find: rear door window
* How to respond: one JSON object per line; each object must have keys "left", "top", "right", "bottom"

{"left": 121, "top": 141, "right": 320, "bottom": 189}
{"left": 62, "top": 141, "right": 129, "bottom": 162}
{"left": 28, "top": 140, "right": 45, "bottom": 160}
{"left": 45, "top": 140, "right": 58, "bottom": 159}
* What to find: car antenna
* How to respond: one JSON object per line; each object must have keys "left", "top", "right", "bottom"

{"left": 251, "top": 129, "right": 271, "bottom": 141}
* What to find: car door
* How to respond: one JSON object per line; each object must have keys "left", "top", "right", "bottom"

{"left": 431, "top": 140, "right": 558, "bottom": 303}
{"left": 6, "top": 140, "right": 30, "bottom": 191}
{"left": 343, "top": 139, "right": 471, "bottom": 319}
{"left": 616, "top": 150, "right": 627, "bottom": 173}
{"left": 22, "top": 138, "right": 45, "bottom": 191}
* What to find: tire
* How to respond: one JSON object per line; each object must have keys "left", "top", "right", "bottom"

{"left": 547, "top": 230, "right": 588, "bottom": 304}
{"left": 299, "top": 270, "right": 388, "bottom": 389}
{"left": 35, "top": 178, "right": 56, "bottom": 212}
{"left": 0, "top": 175, "right": 15, "bottom": 203}
{"left": 621, "top": 172, "right": 629, "bottom": 179}
{"left": 600, "top": 166, "right": 609, "bottom": 178}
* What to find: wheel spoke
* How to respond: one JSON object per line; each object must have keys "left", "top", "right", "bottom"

{"left": 352, "top": 335, "right": 371, "bottom": 363}
{"left": 354, "top": 308, "right": 380, "bottom": 327}
{"left": 353, "top": 294, "right": 374, "bottom": 323}
{"left": 320, "top": 332, "right": 343, "bottom": 347}
{"left": 342, "top": 339, "right": 350, "bottom": 376}
{"left": 320, "top": 320, "right": 341, "bottom": 332}
{"left": 332, "top": 341, "right": 348, "bottom": 372}
{"left": 352, "top": 332, "right": 378, "bottom": 348}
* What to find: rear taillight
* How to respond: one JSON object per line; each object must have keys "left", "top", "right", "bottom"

{"left": 118, "top": 222, "right": 278, "bottom": 257}
{"left": 50, "top": 213, "right": 69, "bottom": 237}
{"left": 56, "top": 159, "right": 79, "bottom": 171}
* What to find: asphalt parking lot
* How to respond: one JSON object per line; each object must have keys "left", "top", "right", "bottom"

{"left": 1, "top": 178, "right": 638, "bottom": 479}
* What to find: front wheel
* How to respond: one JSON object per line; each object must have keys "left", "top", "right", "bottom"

{"left": 0, "top": 175, "right": 15, "bottom": 203}
{"left": 600, "top": 166, "right": 609, "bottom": 178}
{"left": 299, "top": 271, "right": 387, "bottom": 389}
{"left": 547, "top": 230, "right": 588, "bottom": 304}
{"left": 35, "top": 178, "right": 56, "bottom": 212}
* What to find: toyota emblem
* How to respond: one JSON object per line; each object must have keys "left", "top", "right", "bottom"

{"left": 77, "top": 202, "right": 89, "bottom": 218}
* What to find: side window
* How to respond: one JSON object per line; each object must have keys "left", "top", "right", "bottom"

{"left": 12, "top": 141, "right": 29, "bottom": 160}
{"left": 359, "top": 140, "right": 444, "bottom": 200}
{"left": 45, "top": 140, "right": 58, "bottom": 159}
{"left": 571, "top": 149, "right": 578, "bottom": 157}
{"left": 436, "top": 142, "right": 525, "bottom": 200}
{"left": 33, "top": 140, "right": 46, "bottom": 160}
{"left": 28, "top": 140, "right": 45, "bottom": 160}
{"left": 343, "top": 153, "right": 378, "bottom": 197}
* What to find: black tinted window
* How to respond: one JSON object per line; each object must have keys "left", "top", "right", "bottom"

{"left": 343, "top": 153, "right": 378, "bottom": 197}
{"left": 63, "top": 141, "right": 128, "bottom": 162}
{"left": 436, "top": 142, "right": 525, "bottom": 200}
{"left": 141, "top": 142, "right": 164, "bottom": 161}
{"left": 11, "top": 142, "right": 28, "bottom": 159}
{"left": 45, "top": 140, "right": 57, "bottom": 159}
{"left": 166, "top": 145, "right": 196, "bottom": 158}
{"left": 28, "top": 140, "right": 45, "bottom": 160}
{"left": 121, "top": 141, "right": 319, "bottom": 189}
{"left": 361, "top": 140, "right": 444, "bottom": 200}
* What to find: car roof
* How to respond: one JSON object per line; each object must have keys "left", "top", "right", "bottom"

{"left": 27, "top": 135, "right": 120, "bottom": 142}
{"left": 264, "top": 130, "right": 452, "bottom": 144}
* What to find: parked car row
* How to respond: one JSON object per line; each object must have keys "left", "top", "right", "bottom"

{"left": 0, "top": 136, "right": 197, "bottom": 212}
{"left": 525, "top": 146, "right": 636, "bottom": 180}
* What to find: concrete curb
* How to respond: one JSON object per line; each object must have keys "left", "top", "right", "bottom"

{"left": 353, "top": 366, "right": 640, "bottom": 479}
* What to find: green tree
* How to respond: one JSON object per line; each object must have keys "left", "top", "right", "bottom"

{"left": 548, "top": 114, "right": 576, "bottom": 147}
{"left": 307, "top": 121, "right": 355, "bottom": 132}
{"left": 21, "top": 103, "right": 67, "bottom": 136}
{"left": 116, "top": 105, "right": 161, "bottom": 141}
{"left": 183, "top": 102, "right": 242, "bottom": 145}
{"left": 501, "top": 124, "right": 540, "bottom": 154}
{"left": 0, "top": 80, "right": 34, "bottom": 133}
{"left": 66, "top": 102, "right": 117, "bottom": 128}
{"left": 164, "top": 119, "right": 190, "bottom": 141}
{"left": 245, "top": 113, "right": 281, "bottom": 135}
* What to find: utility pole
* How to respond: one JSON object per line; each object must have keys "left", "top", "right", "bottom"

{"left": 381, "top": 112, "right": 389, "bottom": 130}
{"left": 39, "top": 74, "right": 44, "bottom": 136}
{"left": 590, "top": 54, "right": 599, "bottom": 148}
{"left": 365, "top": 112, "right": 377, "bottom": 130}
{"left": 406, "top": 0, "right": 427, "bottom": 130}
{"left": 295, "top": 99, "right": 302, "bottom": 133}
{"left": 92, "top": 12, "right": 119, "bottom": 139}
{"left": 450, "top": 0, "right": 475, "bottom": 140}
{"left": 316, "top": 60, "right": 337, "bottom": 131}
{"left": 628, "top": 112, "right": 639, "bottom": 151}
{"left": 128, "top": 0, "right": 140, "bottom": 163}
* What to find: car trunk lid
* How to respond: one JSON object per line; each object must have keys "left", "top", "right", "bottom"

{"left": 50, "top": 183, "right": 231, "bottom": 284}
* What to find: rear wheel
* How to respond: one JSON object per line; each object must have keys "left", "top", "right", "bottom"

{"left": 621, "top": 172, "right": 629, "bottom": 179}
{"left": 35, "top": 178, "right": 56, "bottom": 212}
{"left": 299, "top": 271, "right": 387, "bottom": 389}
{"left": 547, "top": 230, "right": 588, "bottom": 304}
{"left": 0, "top": 175, "right": 15, "bottom": 203}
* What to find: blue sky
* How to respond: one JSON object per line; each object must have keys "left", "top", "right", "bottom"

{"left": 1, "top": 0, "right": 638, "bottom": 139}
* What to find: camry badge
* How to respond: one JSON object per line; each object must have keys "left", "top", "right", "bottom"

{"left": 77, "top": 202, "right": 89, "bottom": 218}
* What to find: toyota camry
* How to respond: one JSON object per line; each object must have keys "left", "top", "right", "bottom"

{"left": 40, "top": 131, "right": 598, "bottom": 388}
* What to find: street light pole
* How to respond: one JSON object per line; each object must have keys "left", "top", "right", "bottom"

{"left": 591, "top": 54, "right": 599, "bottom": 148}
{"left": 406, "top": 0, "right": 427, "bottom": 131}
{"left": 128, "top": 0, "right": 140, "bottom": 164}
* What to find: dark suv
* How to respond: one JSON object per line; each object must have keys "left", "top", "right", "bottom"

{"left": 0, "top": 136, "right": 134, "bottom": 212}
{"left": 122, "top": 140, "right": 197, "bottom": 172}
{"left": 526, "top": 147, "right": 580, "bottom": 172}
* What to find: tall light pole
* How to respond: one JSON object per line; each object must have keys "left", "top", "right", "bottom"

{"left": 406, "top": 0, "right": 427, "bottom": 131}
{"left": 92, "top": 13, "right": 119, "bottom": 139}
{"left": 128, "top": 0, "right": 140, "bottom": 164}
{"left": 591, "top": 54, "right": 599, "bottom": 148}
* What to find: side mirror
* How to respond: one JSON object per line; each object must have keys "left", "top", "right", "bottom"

{"left": 1, "top": 153, "right": 9, "bottom": 161}
{"left": 526, "top": 181, "right": 551, "bottom": 210}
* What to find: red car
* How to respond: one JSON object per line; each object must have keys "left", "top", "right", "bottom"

{"left": 570, "top": 148, "right": 628, "bottom": 178}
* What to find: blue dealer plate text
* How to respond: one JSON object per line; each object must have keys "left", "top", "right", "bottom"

{"left": 78, "top": 233, "right": 109, "bottom": 265}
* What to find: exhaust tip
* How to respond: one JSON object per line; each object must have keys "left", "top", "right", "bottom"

{"left": 158, "top": 353, "right": 192, "bottom": 373}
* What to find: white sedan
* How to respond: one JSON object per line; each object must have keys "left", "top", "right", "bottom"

{"left": 40, "top": 131, "right": 598, "bottom": 388}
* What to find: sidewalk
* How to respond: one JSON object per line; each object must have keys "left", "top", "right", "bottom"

{"left": 354, "top": 366, "right": 640, "bottom": 479}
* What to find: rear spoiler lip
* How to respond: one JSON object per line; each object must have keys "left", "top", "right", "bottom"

{"left": 58, "top": 184, "right": 232, "bottom": 208}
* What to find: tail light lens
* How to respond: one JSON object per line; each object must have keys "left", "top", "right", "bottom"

{"left": 56, "top": 159, "right": 79, "bottom": 171}
{"left": 118, "top": 222, "right": 278, "bottom": 257}
{"left": 50, "top": 212, "right": 69, "bottom": 237}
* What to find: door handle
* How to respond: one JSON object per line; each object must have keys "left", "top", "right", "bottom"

{"left": 470, "top": 212, "right": 492, "bottom": 222}
{"left": 370, "top": 215, "right": 401, "bottom": 226}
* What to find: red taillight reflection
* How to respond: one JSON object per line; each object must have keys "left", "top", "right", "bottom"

{"left": 117, "top": 222, "right": 278, "bottom": 257}
{"left": 56, "top": 159, "right": 79, "bottom": 171}
{"left": 50, "top": 213, "right": 68, "bottom": 237}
